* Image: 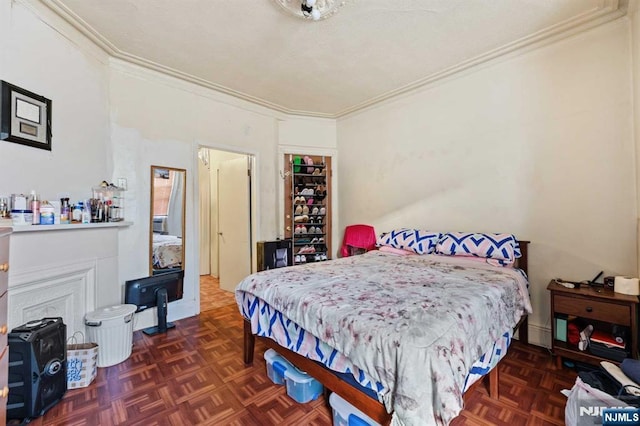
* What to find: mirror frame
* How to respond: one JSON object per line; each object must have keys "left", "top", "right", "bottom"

{"left": 149, "top": 165, "right": 187, "bottom": 276}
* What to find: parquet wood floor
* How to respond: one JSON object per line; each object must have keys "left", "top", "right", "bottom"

{"left": 23, "top": 303, "right": 577, "bottom": 426}
{"left": 200, "top": 275, "right": 236, "bottom": 312}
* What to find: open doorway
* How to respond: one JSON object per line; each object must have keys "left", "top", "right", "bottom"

{"left": 198, "top": 147, "right": 254, "bottom": 312}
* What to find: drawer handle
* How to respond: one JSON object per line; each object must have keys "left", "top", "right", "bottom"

{"left": 586, "top": 307, "right": 593, "bottom": 313}
{"left": 0, "top": 263, "right": 7, "bottom": 272}
{"left": 0, "top": 386, "right": 7, "bottom": 399}
{"left": 0, "top": 325, "right": 6, "bottom": 335}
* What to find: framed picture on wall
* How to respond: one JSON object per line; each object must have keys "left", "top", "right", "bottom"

{"left": 0, "top": 80, "right": 52, "bottom": 151}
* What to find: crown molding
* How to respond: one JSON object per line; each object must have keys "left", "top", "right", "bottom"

{"left": 43, "top": 0, "right": 627, "bottom": 120}
{"left": 42, "top": 0, "right": 334, "bottom": 119}
{"left": 336, "top": 0, "right": 628, "bottom": 118}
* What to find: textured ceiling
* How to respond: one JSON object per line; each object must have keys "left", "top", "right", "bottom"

{"left": 49, "top": 0, "right": 625, "bottom": 117}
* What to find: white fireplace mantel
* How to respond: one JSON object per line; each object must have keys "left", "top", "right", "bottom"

{"left": 9, "top": 221, "right": 132, "bottom": 233}
{"left": 7, "top": 222, "right": 132, "bottom": 336}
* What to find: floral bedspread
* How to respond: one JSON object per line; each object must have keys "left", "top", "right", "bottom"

{"left": 235, "top": 251, "right": 532, "bottom": 425}
{"left": 152, "top": 234, "right": 182, "bottom": 268}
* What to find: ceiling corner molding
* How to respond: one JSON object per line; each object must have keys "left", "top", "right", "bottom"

{"left": 43, "top": 0, "right": 332, "bottom": 118}
{"left": 43, "top": 0, "right": 121, "bottom": 56}
{"left": 336, "top": 0, "right": 628, "bottom": 118}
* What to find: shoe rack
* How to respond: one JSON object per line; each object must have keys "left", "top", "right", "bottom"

{"left": 283, "top": 154, "right": 332, "bottom": 265}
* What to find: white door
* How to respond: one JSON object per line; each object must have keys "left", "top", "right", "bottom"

{"left": 218, "top": 157, "right": 252, "bottom": 292}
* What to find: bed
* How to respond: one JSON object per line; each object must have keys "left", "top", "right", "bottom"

{"left": 236, "top": 234, "right": 531, "bottom": 425}
{"left": 152, "top": 233, "right": 183, "bottom": 270}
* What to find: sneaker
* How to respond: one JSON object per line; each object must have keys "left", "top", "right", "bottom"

{"left": 295, "top": 255, "right": 301, "bottom": 263}
{"left": 310, "top": 237, "right": 319, "bottom": 244}
{"left": 300, "top": 255, "right": 306, "bottom": 263}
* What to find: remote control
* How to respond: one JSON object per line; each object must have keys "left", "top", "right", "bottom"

{"left": 556, "top": 281, "right": 575, "bottom": 289}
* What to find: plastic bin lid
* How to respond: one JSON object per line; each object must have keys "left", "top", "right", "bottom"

{"left": 85, "top": 304, "right": 137, "bottom": 321}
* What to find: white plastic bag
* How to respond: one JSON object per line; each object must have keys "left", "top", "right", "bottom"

{"left": 564, "top": 376, "right": 629, "bottom": 426}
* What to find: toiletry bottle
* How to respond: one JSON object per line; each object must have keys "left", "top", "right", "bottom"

{"left": 72, "top": 202, "right": 83, "bottom": 223}
{"left": 30, "top": 190, "right": 40, "bottom": 225}
{"left": 82, "top": 200, "right": 91, "bottom": 224}
{"left": 60, "top": 198, "right": 70, "bottom": 224}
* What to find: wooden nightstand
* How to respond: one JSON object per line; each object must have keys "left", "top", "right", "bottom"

{"left": 547, "top": 280, "right": 639, "bottom": 368}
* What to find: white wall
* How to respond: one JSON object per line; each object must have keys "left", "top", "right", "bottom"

{"left": 1, "top": 1, "right": 338, "bottom": 331}
{"left": 337, "top": 19, "right": 637, "bottom": 347}
{"left": 0, "top": 0, "right": 111, "bottom": 203}
{"left": 109, "top": 63, "right": 337, "bottom": 328}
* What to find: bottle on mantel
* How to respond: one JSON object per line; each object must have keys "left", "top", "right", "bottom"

{"left": 30, "top": 190, "right": 40, "bottom": 225}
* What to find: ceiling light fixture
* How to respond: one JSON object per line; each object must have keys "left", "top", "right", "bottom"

{"left": 273, "top": 0, "right": 347, "bottom": 21}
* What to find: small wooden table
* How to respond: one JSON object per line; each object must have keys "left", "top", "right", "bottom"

{"left": 548, "top": 280, "right": 639, "bottom": 368}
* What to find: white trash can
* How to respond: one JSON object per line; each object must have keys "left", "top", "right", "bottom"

{"left": 85, "top": 304, "right": 137, "bottom": 367}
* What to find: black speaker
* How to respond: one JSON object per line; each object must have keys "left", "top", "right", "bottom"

{"left": 7, "top": 317, "right": 67, "bottom": 421}
{"left": 257, "top": 239, "right": 292, "bottom": 271}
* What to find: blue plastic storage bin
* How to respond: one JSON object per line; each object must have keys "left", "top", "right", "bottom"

{"left": 284, "top": 364, "right": 323, "bottom": 403}
{"left": 264, "top": 348, "right": 293, "bottom": 385}
{"left": 264, "top": 348, "right": 323, "bottom": 403}
{"left": 329, "top": 392, "right": 381, "bottom": 426}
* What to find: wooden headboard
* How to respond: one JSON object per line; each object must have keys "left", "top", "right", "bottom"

{"left": 516, "top": 240, "right": 529, "bottom": 275}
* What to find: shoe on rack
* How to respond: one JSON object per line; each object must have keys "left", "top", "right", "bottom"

{"left": 319, "top": 207, "right": 326, "bottom": 215}
{"left": 321, "top": 254, "right": 327, "bottom": 261}
{"left": 302, "top": 205, "right": 309, "bottom": 215}
{"left": 311, "top": 207, "right": 319, "bottom": 215}
{"left": 295, "top": 205, "right": 303, "bottom": 215}
{"left": 300, "top": 225, "right": 308, "bottom": 234}
{"left": 304, "top": 156, "right": 314, "bottom": 174}
{"left": 295, "top": 255, "right": 301, "bottom": 263}
{"left": 307, "top": 198, "right": 314, "bottom": 205}
{"left": 300, "top": 255, "right": 306, "bottom": 263}
{"left": 312, "top": 168, "right": 321, "bottom": 176}
{"left": 310, "top": 237, "right": 319, "bottom": 244}
{"left": 315, "top": 254, "right": 321, "bottom": 261}
{"left": 318, "top": 237, "right": 324, "bottom": 243}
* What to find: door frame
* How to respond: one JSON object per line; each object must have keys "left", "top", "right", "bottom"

{"left": 193, "top": 141, "right": 259, "bottom": 314}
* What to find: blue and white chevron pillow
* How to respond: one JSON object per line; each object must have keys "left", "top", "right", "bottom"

{"left": 436, "top": 232, "right": 521, "bottom": 266}
{"left": 377, "top": 229, "right": 441, "bottom": 255}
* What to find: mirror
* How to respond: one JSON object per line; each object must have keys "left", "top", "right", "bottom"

{"left": 150, "top": 166, "right": 186, "bottom": 276}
